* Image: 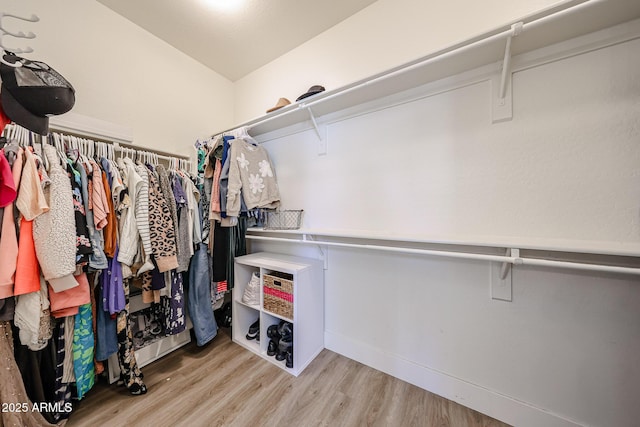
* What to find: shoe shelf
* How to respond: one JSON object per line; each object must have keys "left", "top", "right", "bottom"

{"left": 236, "top": 298, "right": 260, "bottom": 311}
{"left": 233, "top": 252, "right": 324, "bottom": 376}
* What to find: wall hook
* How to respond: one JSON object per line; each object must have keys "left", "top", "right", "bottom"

{"left": 0, "top": 11, "right": 40, "bottom": 67}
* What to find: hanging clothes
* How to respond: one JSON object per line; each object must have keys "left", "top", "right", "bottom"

{"left": 53, "top": 319, "right": 73, "bottom": 422}
{"left": 147, "top": 167, "right": 178, "bottom": 272}
{"left": 134, "top": 163, "right": 154, "bottom": 274}
{"left": 0, "top": 124, "right": 207, "bottom": 409}
{"left": 0, "top": 322, "right": 53, "bottom": 427}
{"left": 226, "top": 137, "right": 281, "bottom": 217}
{"left": 11, "top": 322, "right": 59, "bottom": 424}
{"left": 94, "top": 274, "right": 118, "bottom": 362}
{"left": 187, "top": 240, "right": 217, "bottom": 345}
{"left": 156, "top": 164, "right": 181, "bottom": 266}
{"left": 14, "top": 276, "right": 51, "bottom": 351}
{"left": 77, "top": 159, "right": 108, "bottom": 271}
{"left": 115, "top": 278, "right": 146, "bottom": 395}
{"left": 103, "top": 246, "right": 125, "bottom": 316}
{"left": 72, "top": 301, "right": 95, "bottom": 399}
{"left": 14, "top": 147, "right": 49, "bottom": 296}
{"left": 183, "top": 173, "right": 201, "bottom": 247}
{"left": 162, "top": 270, "right": 185, "bottom": 336}
{"left": 33, "top": 144, "right": 77, "bottom": 293}
{"left": 116, "top": 157, "right": 142, "bottom": 268}
{"left": 66, "top": 159, "right": 93, "bottom": 265}
{"left": 173, "top": 173, "right": 191, "bottom": 273}
{"left": 0, "top": 144, "right": 23, "bottom": 300}
{"left": 100, "top": 158, "right": 118, "bottom": 258}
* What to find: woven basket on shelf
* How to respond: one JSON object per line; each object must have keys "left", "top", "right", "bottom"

{"left": 263, "top": 272, "right": 294, "bottom": 319}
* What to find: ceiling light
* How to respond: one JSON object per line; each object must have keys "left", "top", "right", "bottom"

{"left": 201, "top": 0, "right": 245, "bottom": 13}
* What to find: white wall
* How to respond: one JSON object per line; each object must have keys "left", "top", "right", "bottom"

{"left": 253, "top": 40, "right": 640, "bottom": 247}
{"left": 248, "top": 29, "right": 640, "bottom": 427}
{"left": 2, "top": 0, "right": 234, "bottom": 155}
{"left": 234, "top": 0, "right": 565, "bottom": 123}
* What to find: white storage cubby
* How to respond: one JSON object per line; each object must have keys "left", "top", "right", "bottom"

{"left": 233, "top": 252, "right": 324, "bottom": 376}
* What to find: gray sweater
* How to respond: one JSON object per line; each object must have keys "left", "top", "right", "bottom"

{"left": 226, "top": 138, "right": 280, "bottom": 217}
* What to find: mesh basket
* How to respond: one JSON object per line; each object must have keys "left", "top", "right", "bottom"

{"left": 264, "top": 210, "right": 303, "bottom": 230}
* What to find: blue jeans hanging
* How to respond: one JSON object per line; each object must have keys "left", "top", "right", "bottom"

{"left": 187, "top": 243, "right": 217, "bottom": 346}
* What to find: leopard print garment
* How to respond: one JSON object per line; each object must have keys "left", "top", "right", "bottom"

{"left": 147, "top": 169, "right": 178, "bottom": 272}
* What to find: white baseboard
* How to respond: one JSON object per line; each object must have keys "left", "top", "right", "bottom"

{"left": 324, "top": 330, "right": 582, "bottom": 427}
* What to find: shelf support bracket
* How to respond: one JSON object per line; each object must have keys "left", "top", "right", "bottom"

{"left": 303, "top": 234, "right": 329, "bottom": 269}
{"left": 306, "top": 107, "right": 322, "bottom": 140}
{"left": 491, "top": 248, "right": 521, "bottom": 301}
{"left": 304, "top": 106, "right": 327, "bottom": 155}
{"left": 492, "top": 22, "right": 522, "bottom": 123}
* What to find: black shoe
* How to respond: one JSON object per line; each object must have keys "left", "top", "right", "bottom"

{"left": 285, "top": 350, "right": 293, "bottom": 369}
{"left": 277, "top": 321, "right": 293, "bottom": 342}
{"left": 276, "top": 338, "right": 292, "bottom": 361}
{"left": 267, "top": 324, "right": 280, "bottom": 340}
{"left": 246, "top": 319, "right": 259, "bottom": 340}
{"left": 267, "top": 339, "right": 278, "bottom": 356}
{"left": 129, "top": 382, "right": 147, "bottom": 396}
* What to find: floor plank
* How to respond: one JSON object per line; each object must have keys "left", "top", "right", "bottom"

{"left": 66, "top": 329, "right": 511, "bottom": 427}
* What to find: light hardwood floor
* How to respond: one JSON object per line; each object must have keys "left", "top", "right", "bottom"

{"left": 66, "top": 329, "right": 510, "bottom": 427}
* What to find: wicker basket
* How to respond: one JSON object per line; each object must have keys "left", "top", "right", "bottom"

{"left": 263, "top": 272, "right": 294, "bottom": 319}
{"left": 264, "top": 210, "right": 304, "bottom": 230}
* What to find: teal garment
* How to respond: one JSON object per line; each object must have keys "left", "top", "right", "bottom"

{"left": 197, "top": 147, "right": 206, "bottom": 173}
{"left": 73, "top": 303, "right": 95, "bottom": 399}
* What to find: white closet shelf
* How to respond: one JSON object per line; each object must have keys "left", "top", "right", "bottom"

{"left": 214, "top": 0, "right": 640, "bottom": 139}
{"left": 246, "top": 228, "right": 640, "bottom": 276}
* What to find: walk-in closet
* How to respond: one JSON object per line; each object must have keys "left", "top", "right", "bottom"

{"left": 1, "top": 1, "right": 639, "bottom": 426}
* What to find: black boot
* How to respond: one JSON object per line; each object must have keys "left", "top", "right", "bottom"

{"left": 267, "top": 324, "right": 280, "bottom": 356}
{"left": 267, "top": 339, "right": 278, "bottom": 356}
{"left": 285, "top": 349, "right": 293, "bottom": 369}
{"left": 275, "top": 320, "right": 293, "bottom": 361}
{"left": 275, "top": 336, "right": 292, "bottom": 361}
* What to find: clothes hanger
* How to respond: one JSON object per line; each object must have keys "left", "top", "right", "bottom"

{"left": 234, "top": 126, "right": 250, "bottom": 140}
{"left": 65, "top": 135, "right": 79, "bottom": 163}
{"left": 41, "top": 135, "right": 49, "bottom": 170}
{"left": 87, "top": 138, "right": 95, "bottom": 160}
{"left": 51, "top": 132, "right": 65, "bottom": 164}
{"left": 27, "top": 130, "right": 36, "bottom": 148}
{"left": 79, "top": 138, "right": 92, "bottom": 172}
{"left": 95, "top": 140, "right": 102, "bottom": 160}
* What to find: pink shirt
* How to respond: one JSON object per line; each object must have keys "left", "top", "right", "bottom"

{"left": 90, "top": 160, "right": 109, "bottom": 230}
{"left": 49, "top": 273, "right": 91, "bottom": 318}
{"left": 0, "top": 152, "right": 15, "bottom": 207}
{"left": 0, "top": 147, "right": 23, "bottom": 298}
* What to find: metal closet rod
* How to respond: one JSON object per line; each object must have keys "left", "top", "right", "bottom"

{"left": 212, "top": 0, "right": 593, "bottom": 139}
{"left": 245, "top": 235, "right": 640, "bottom": 276}
{"left": 113, "top": 142, "right": 190, "bottom": 162}
{"left": 114, "top": 146, "right": 190, "bottom": 165}
{"left": 44, "top": 125, "right": 192, "bottom": 162}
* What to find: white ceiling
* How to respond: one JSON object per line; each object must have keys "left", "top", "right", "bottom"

{"left": 96, "top": 0, "right": 379, "bottom": 82}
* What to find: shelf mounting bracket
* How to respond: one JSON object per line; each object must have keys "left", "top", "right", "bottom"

{"left": 491, "top": 248, "right": 521, "bottom": 301}
{"left": 492, "top": 22, "right": 522, "bottom": 123}
{"left": 303, "top": 234, "right": 329, "bottom": 269}
{"left": 302, "top": 106, "right": 327, "bottom": 155}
